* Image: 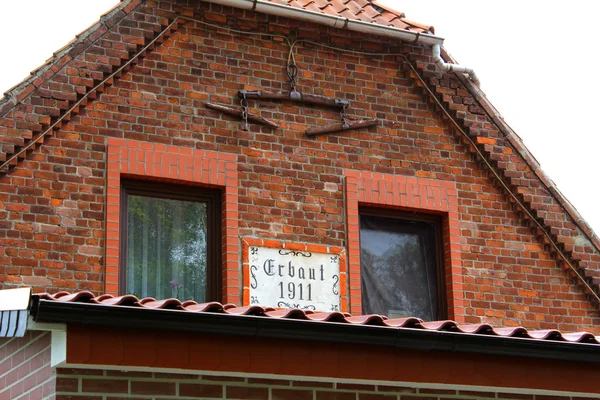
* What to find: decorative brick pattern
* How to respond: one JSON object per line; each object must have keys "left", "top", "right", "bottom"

{"left": 241, "top": 237, "right": 347, "bottom": 311}
{"left": 344, "top": 170, "right": 462, "bottom": 317}
{"left": 0, "top": 0, "right": 162, "bottom": 173}
{"left": 405, "top": 52, "right": 600, "bottom": 327}
{"left": 0, "top": 332, "right": 54, "bottom": 400}
{"left": 53, "top": 369, "right": 580, "bottom": 400}
{"left": 105, "top": 137, "right": 239, "bottom": 302}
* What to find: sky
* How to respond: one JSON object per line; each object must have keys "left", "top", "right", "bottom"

{"left": 381, "top": 0, "right": 600, "bottom": 235}
{"left": 0, "top": 1, "right": 598, "bottom": 235}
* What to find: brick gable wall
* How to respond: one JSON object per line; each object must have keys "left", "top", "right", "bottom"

{"left": 0, "top": 0, "right": 599, "bottom": 333}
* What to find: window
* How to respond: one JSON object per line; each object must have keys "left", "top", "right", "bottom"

{"left": 359, "top": 209, "right": 446, "bottom": 321}
{"left": 120, "top": 180, "right": 221, "bottom": 302}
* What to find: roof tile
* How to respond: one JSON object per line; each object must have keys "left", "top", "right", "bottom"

{"left": 99, "top": 294, "right": 140, "bottom": 306}
{"left": 329, "top": 0, "right": 350, "bottom": 14}
{"left": 320, "top": 4, "right": 341, "bottom": 16}
{"left": 399, "top": 17, "right": 435, "bottom": 33}
{"left": 372, "top": 15, "right": 394, "bottom": 26}
{"left": 338, "top": 9, "right": 358, "bottom": 20}
{"left": 141, "top": 298, "right": 184, "bottom": 309}
{"left": 288, "top": 0, "right": 305, "bottom": 7}
{"left": 259, "top": 0, "right": 434, "bottom": 34}
{"left": 312, "top": 0, "right": 331, "bottom": 8}
{"left": 304, "top": 1, "right": 323, "bottom": 13}
{"left": 343, "top": 0, "right": 364, "bottom": 15}
{"left": 356, "top": 5, "right": 381, "bottom": 19}
{"left": 297, "top": 0, "right": 315, "bottom": 7}
{"left": 347, "top": 0, "right": 371, "bottom": 9}
{"left": 34, "top": 292, "right": 600, "bottom": 345}
{"left": 379, "top": 10, "right": 400, "bottom": 23}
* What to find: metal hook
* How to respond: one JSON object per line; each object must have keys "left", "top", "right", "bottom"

{"left": 287, "top": 63, "right": 299, "bottom": 94}
{"left": 286, "top": 63, "right": 298, "bottom": 83}
{"left": 340, "top": 103, "right": 350, "bottom": 129}
{"left": 239, "top": 92, "right": 249, "bottom": 131}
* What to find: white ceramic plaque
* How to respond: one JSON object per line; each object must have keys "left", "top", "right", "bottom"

{"left": 249, "top": 246, "right": 340, "bottom": 312}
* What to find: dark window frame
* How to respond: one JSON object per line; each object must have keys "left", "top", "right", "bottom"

{"left": 359, "top": 207, "right": 447, "bottom": 320}
{"left": 119, "top": 179, "right": 222, "bottom": 301}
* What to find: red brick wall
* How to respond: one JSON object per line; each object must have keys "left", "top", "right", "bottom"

{"left": 0, "top": 332, "right": 55, "bottom": 400}
{"left": 0, "top": 0, "right": 599, "bottom": 332}
{"left": 54, "top": 369, "right": 579, "bottom": 400}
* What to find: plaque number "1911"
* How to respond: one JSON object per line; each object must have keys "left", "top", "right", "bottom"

{"left": 278, "top": 282, "right": 312, "bottom": 301}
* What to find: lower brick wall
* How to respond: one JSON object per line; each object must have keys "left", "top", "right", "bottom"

{"left": 54, "top": 369, "right": 588, "bottom": 400}
{"left": 0, "top": 332, "right": 55, "bottom": 400}
{"left": 0, "top": 333, "right": 595, "bottom": 400}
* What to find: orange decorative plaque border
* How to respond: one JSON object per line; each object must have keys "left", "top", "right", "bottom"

{"left": 241, "top": 237, "right": 348, "bottom": 312}
{"left": 105, "top": 138, "right": 239, "bottom": 303}
{"left": 344, "top": 170, "right": 464, "bottom": 321}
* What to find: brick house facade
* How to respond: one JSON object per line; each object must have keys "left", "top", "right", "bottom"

{"left": 1, "top": 0, "right": 600, "bottom": 399}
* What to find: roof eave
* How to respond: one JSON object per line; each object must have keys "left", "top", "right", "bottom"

{"left": 203, "top": 0, "right": 444, "bottom": 46}
{"left": 31, "top": 299, "right": 600, "bottom": 364}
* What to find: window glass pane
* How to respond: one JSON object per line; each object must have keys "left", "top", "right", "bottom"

{"left": 360, "top": 214, "right": 438, "bottom": 320}
{"left": 126, "top": 194, "right": 208, "bottom": 302}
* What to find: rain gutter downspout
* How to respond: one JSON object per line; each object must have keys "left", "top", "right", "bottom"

{"left": 432, "top": 43, "right": 480, "bottom": 85}
{"left": 202, "top": 0, "right": 479, "bottom": 84}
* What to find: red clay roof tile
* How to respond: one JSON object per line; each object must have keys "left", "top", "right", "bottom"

{"left": 312, "top": 0, "right": 330, "bottom": 8}
{"left": 356, "top": 5, "right": 380, "bottom": 19}
{"left": 343, "top": 0, "right": 364, "bottom": 15}
{"left": 261, "top": 0, "right": 434, "bottom": 34}
{"left": 338, "top": 9, "right": 358, "bottom": 19}
{"left": 320, "top": 4, "right": 340, "bottom": 16}
{"left": 399, "top": 17, "right": 435, "bottom": 33}
{"left": 349, "top": 0, "right": 372, "bottom": 9}
{"left": 34, "top": 291, "right": 600, "bottom": 345}
{"left": 329, "top": 1, "right": 350, "bottom": 14}
{"left": 379, "top": 11, "right": 399, "bottom": 23}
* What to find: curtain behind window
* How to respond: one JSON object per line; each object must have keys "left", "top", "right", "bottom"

{"left": 126, "top": 195, "right": 208, "bottom": 302}
{"left": 360, "top": 214, "right": 439, "bottom": 320}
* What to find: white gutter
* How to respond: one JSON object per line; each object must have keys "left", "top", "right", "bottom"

{"left": 205, "top": 0, "right": 444, "bottom": 45}
{"left": 202, "top": 0, "right": 480, "bottom": 84}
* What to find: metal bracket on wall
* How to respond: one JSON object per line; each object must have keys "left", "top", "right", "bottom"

{"left": 305, "top": 119, "right": 379, "bottom": 136}
{"left": 205, "top": 102, "right": 279, "bottom": 129}
{"left": 238, "top": 90, "right": 349, "bottom": 109}
{"left": 235, "top": 91, "right": 378, "bottom": 136}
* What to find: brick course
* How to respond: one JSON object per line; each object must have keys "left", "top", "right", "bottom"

{"left": 53, "top": 369, "right": 590, "bottom": 400}
{"left": 0, "top": 332, "right": 54, "bottom": 400}
{"left": 0, "top": 0, "right": 599, "bottom": 334}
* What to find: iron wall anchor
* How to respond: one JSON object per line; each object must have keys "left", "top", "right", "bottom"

{"left": 305, "top": 119, "right": 378, "bottom": 136}
{"left": 205, "top": 102, "right": 279, "bottom": 128}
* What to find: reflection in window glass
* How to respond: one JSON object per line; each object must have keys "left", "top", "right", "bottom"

{"left": 126, "top": 195, "right": 208, "bottom": 302}
{"left": 360, "top": 214, "right": 439, "bottom": 320}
